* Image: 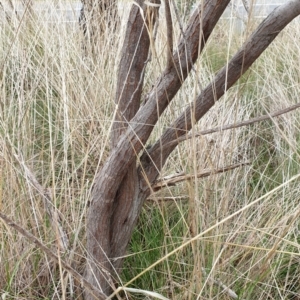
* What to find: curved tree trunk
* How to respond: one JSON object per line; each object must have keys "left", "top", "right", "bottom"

{"left": 84, "top": 1, "right": 300, "bottom": 299}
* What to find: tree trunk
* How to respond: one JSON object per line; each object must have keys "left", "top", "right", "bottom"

{"left": 84, "top": 0, "right": 300, "bottom": 298}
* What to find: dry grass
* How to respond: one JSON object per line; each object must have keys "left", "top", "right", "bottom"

{"left": 0, "top": 1, "right": 300, "bottom": 299}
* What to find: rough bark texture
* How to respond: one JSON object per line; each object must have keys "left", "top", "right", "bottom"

{"left": 141, "top": 0, "right": 300, "bottom": 185}
{"left": 109, "top": 0, "right": 158, "bottom": 268}
{"left": 85, "top": 0, "right": 300, "bottom": 298}
{"left": 85, "top": 0, "right": 161, "bottom": 296}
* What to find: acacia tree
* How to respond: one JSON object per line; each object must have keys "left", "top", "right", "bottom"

{"left": 84, "top": 0, "right": 300, "bottom": 298}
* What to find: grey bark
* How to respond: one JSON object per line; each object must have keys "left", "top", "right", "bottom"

{"left": 84, "top": 1, "right": 300, "bottom": 299}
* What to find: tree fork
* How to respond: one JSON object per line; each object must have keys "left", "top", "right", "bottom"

{"left": 85, "top": 1, "right": 231, "bottom": 298}
{"left": 85, "top": 1, "right": 230, "bottom": 297}
{"left": 85, "top": 1, "right": 300, "bottom": 298}
{"left": 141, "top": 0, "right": 300, "bottom": 186}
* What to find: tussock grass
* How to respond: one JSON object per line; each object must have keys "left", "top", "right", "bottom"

{"left": 0, "top": 1, "right": 300, "bottom": 299}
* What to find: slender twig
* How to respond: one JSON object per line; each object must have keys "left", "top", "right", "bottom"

{"left": 153, "top": 162, "right": 250, "bottom": 191}
{"left": 163, "top": 103, "right": 300, "bottom": 150}
{"left": 147, "top": 195, "right": 188, "bottom": 201}
{"left": 0, "top": 212, "right": 106, "bottom": 300}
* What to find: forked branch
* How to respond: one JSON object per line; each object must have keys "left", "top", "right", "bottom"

{"left": 86, "top": 2, "right": 230, "bottom": 297}
{"left": 143, "top": 0, "right": 300, "bottom": 185}
{"left": 86, "top": 0, "right": 300, "bottom": 297}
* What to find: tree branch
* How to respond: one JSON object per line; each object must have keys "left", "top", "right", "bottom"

{"left": 143, "top": 1, "right": 300, "bottom": 187}
{"left": 86, "top": 3, "right": 230, "bottom": 293}
{"left": 86, "top": 0, "right": 161, "bottom": 294}
{"left": 109, "top": 0, "right": 162, "bottom": 270}
{"left": 111, "top": 0, "right": 157, "bottom": 146}
{"left": 87, "top": 0, "right": 230, "bottom": 275}
{"left": 162, "top": 102, "right": 300, "bottom": 150}
{"left": 97, "top": 0, "right": 230, "bottom": 184}
{"left": 89, "top": 0, "right": 230, "bottom": 200}
{"left": 152, "top": 162, "right": 250, "bottom": 191}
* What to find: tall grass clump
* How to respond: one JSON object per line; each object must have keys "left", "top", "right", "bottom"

{"left": 0, "top": 1, "right": 120, "bottom": 298}
{"left": 0, "top": 1, "right": 300, "bottom": 299}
